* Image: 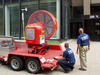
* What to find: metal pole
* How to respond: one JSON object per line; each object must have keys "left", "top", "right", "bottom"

{"left": 19, "top": 0, "right": 21, "bottom": 40}
{"left": 60, "top": 0, "right": 65, "bottom": 40}
{"left": 21, "top": 8, "right": 27, "bottom": 40}
{"left": 3, "top": 0, "right": 5, "bottom": 35}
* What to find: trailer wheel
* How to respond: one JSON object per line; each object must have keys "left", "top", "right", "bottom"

{"left": 26, "top": 58, "right": 41, "bottom": 73}
{"left": 9, "top": 56, "right": 24, "bottom": 71}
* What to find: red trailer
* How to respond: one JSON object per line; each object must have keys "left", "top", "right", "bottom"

{"left": 0, "top": 10, "right": 63, "bottom": 74}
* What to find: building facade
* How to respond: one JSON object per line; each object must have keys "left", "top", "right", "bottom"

{"left": 1, "top": 0, "right": 99, "bottom": 41}
{"left": 70, "top": 0, "right": 100, "bottom": 41}
{"left": 0, "top": 0, "right": 69, "bottom": 40}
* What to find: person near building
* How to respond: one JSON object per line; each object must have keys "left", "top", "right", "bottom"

{"left": 54, "top": 43, "right": 75, "bottom": 73}
{"left": 76, "top": 28, "right": 90, "bottom": 71}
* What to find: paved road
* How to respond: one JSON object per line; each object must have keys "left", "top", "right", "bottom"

{"left": 0, "top": 39, "right": 100, "bottom": 75}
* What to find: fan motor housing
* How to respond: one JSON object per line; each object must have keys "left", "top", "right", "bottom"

{"left": 25, "top": 22, "right": 46, "bottom": 44}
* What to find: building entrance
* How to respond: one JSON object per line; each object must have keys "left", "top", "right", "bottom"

{"left": 84, "top": 19, "right": 100, "bottom": 41}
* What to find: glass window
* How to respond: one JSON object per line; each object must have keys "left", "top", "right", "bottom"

{"left": 91, "top": 6, "right": 100, "bottom": 14}
{"left": 12, "top": 0, "right": 20, "bottom": 3}
{"left": 5, "top": 0, "right": 10, "bottom": 4}
{"left": 40, "top": 0, "right": 60, "bottom": 39}
{"left": 21, "top": 0, "right": 37, "bottom": 2}
{"left": 0, "top": 2, "right": 4, "bottom": 35}
{"left": 40, "top": 0, "right": 56, "bottom": 16}
{"left": 10, "top": 4, "right": 20, "bottom": 37}
{"left": 5, "top": 2, "right": 20, "bottom": 37}
{"left": 0, "top": 0, "right": 3, "bottom": 5}
{"left": 73, "top": 6, "right": 83, "bottom": 18}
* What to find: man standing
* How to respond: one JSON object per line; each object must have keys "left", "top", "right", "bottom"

{"left": 55, "top": 43, "right": 75, "bottom": 73}
{"left": 77, "top": 28, "right": 90, "bottom": 71}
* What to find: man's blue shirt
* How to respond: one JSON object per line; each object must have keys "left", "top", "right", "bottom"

{"left": 77, "top": 33, "right": 90, "bottom": 46}
{"left": 63, "top": 48, "right": 75, "bottom": 64}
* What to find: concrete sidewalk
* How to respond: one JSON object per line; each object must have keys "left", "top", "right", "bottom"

{"left": 0, "top": 39, "right": 100, "bottom": 75}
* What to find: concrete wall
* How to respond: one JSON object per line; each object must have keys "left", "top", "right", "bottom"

{"left": 83, "top": 0, "right": 90, "bottom": 15}
{"left": 72, "top": 0, "right": 100, "bottom": 6}
{"left": 72, "top": 0, "right": 83, "bottom": 6}
{"left": 91, "top": 0, "right": 100, "bottom": 4}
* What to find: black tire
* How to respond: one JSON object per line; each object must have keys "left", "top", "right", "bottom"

{"left": 9, "top": 56, "right": 24, "bottom": 71}
{"left": 26, "top": 58, "right": 41, "bottom": 74}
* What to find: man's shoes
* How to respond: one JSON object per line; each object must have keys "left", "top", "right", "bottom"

{"left": 64, "top": 69, "right": 73, "bottom": 73}
{"left": 71, "top": 67, "right": 74, "bottom": 70}
{"left": 64, "top": 70, "right": 70, "bottom": 73}
{"left": 79, "top": 68, "right": 87, "bottom": 71}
